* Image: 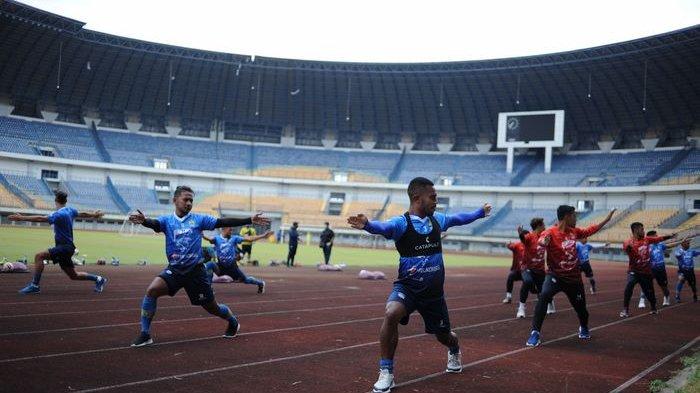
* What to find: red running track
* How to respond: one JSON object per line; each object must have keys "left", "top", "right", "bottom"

{"left": 0, "top": 263, "right": 697, "bottom": 393}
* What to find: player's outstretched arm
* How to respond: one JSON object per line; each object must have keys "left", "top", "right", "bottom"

{"left": 443, "top": 203, "right": 491, "bottom": 230}
{"left": 129, "top": 210, "right": 161, "bottom": 232}
{"left": 348, "top": 214, "right": 397, "bottom": 239}
{"left": 665, "top": 233, "right": 698, "bottom": 248}
{"left": 7, "top": 213, "right": 49, "bottom": 223}
{"left": 202, "top": 234, "right": 215, "bottom": 244}
{"left": 77, "top": 210, "right": 104, "bottom": 219}
{"left": 598, "top": 208, "right": 617, "bottom": 229}
{"left": 645, "top": 232, "right": 677, "bottom": 245}
{"left": 214, "top": 212, "right": 270, "bottom": 229}
{"left": 244, "top": 230, "right": 274, "bottom": 243}
{"left": 578, "top": 208, "right": 617, "bottom": 239}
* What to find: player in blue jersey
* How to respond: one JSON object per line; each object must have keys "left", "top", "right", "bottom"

{"left": 203, "top": 227, "right": 272, "bottom": 293}
{"left": 674, "top": 238, "right": 699, "bottom": 303}
{"left": 128, "top": 186, "right": 270, "bottom": 347}
{"left": 9, "top": 190, "right": 107, "bottom": 295}
{"left": 348, "top": 177, "right": 491, "bottom": 393}
{"left": 575, "top": 238, "right": 609, "bottom": 294}
{"left": 643, "top": 230, "right": 691, "bottom": 306}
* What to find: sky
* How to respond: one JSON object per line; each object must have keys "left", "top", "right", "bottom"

{"left": 20, "top": 0, "right": 700, "bottom": 63}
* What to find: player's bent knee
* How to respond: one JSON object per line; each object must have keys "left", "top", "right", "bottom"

{"left": 384, "top": 306, "right": 406, "bottom": 324}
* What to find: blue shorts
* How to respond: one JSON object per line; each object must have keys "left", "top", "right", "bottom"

{"left": 651, "top": 267, "right": 668, "bottom": 286}
{"left": 49, "top": 244, "right": 76, "bottom": 269}
{"left": 387, "top": 284, "right": 451, "bottom": 335}
{"left": 158, "top": 264, "right": 214, "bottom": 305}
{"left": 216, "top": 262, "right": 247, "bottom": 282}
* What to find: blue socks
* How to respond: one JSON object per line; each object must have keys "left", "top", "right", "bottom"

{"left": 140, "top": 296, "right": 157, "bottom": 334}
{"left": 676, "top": 281, "right": 684, "bottom": 294}
{"left": 379, "top": 358, "right": 394, "bottom": 372}
{"left": 32, "top": 272, "right": 42, "bottom": 285}
{"left": 449, "top": 346, "right": 460, "bottom": 355}
{"left": 85, "top": 273, "right": 99, "bottom": 282}
{"left": 218, "top": 304, "right": 237, "bottom": 324}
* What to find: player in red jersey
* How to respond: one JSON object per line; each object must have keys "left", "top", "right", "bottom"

{"left": 619, "top": 222, "right": 676, "bottom": 318}
{"left": 516, "top": 218, "right": 554, "bottom": 318}
{"left": 502, "top": 241, "right": 525, "bottom": 304}
{"left": 525, "top": 205, "right": 615, "bottom": 347}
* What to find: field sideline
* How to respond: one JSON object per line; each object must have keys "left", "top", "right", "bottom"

{"left": 0, "top": 226, "right": 510, "bottom": 268}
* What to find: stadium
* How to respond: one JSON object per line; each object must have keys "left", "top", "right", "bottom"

{"left": 0, "top": 0, "right": 698, "bottom": 392}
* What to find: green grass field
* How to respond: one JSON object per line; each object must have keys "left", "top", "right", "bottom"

{"left": 0, "top": 226, "right": 509, "bottom": 268}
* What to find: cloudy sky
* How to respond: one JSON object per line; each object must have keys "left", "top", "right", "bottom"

{"left": 22, "top": 0, "right": 700, "bottom": 62}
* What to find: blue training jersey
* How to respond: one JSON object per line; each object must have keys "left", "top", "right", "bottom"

{"left": 48, "top": 206, "right": 78, "bottom": 245}
{"left": 576, "top": 242, "right": 593, "bottom": 264}
{"left": 675, "top": 247, "right": 700, "bottom": 270}
{"left": 213, "top": 234, "right": 244, "bottom": 267}
{"left": 364, "top": 209, "right": 484, "bottom": 295}
{"left": 156, "top": 212, "right": 218, "bottom": 272}
{"left": 649, "top": 243, "right": 667, "bottom": 269}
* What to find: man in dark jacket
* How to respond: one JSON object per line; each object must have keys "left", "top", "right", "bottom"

{"left": 320, "top": 222, "right": 335, "bottom": 265}
{"left": 287, "top": 222, "right": 299, "bottom": 267}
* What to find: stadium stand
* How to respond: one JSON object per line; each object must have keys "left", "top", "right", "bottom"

{"left": 0, "top": 115, "right": 697, "bottom": 187}
{"left": 0, "top": 183, "right": 26, "bottom": 208}
{"left": 591, "top": 208, "right": 679, "bottom": 242}
{"left": 111, "top": 183, "right": 171, "bottom": 214}
{"left": 676, "top": 214, "right": 700, "bottom": 232}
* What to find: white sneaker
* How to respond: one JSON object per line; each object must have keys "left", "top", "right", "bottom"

{"left": 516, "top": 303, "right": 526, "bottom": 318}
{"left": 662, "top": 296, "right": 670, "bottom": 306}
{"left": 546, "top": 301, "right": 556, "bottom": 315}
{"left": 619, "top": 310, "right": 629, "bottom": 318}
{"left": 502, "top": 293, "right": 512, "bottom": 304}
{"left": 638, "top": 298, "right": 646, "bottom": 309}
{"left": 446, "top": 351, "right": 462, "bottom": 373}
{"left": 372, "top": 369, "right": 395, "bottom": 393}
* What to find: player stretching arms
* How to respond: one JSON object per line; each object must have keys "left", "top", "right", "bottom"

{"left": 675, "top": 238, "right": 699, "bottom": 303}
{"left": 203, "top": 227, "right": 272, "bottom": 293}
{"left": 619, "top": 223, "right": 676, "bottom": 318}
{"left": 644, "top": 231, "right": 692, "bottom": 307}
{"left": 502, "top": 241, "right": 524, "bottom": 304}
{"left": 575, "top": 238, "right": 609, "bottom": 294}
{"left": 128, "top": 186, "right": 270, "bottom": 347}
{"left": 517, "top": 218, "right": 554, "bottom": 318}
{"left": 10, "top": 190, "right": 107, "bottom": 295}
{"left": 526, "top": 205, "right": 615, "bottom": 347}
{"left": 348, "top": 177, "right": 490, "bottom": 393}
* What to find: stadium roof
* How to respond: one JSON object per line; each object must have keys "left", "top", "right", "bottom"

{"left": 1, "top": 0, "right": 698, "bottom": 150}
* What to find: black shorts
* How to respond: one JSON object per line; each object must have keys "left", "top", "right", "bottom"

{"left": 679, "top": 269, "right": 696, "bottom": 286}
{"left": 49, "top": 244, "right": 76, "bottom": 269}
{"left": 216, "top": 262, "right": 247, "bottom": 282}
{"left": 388, "top": 284, "right": 450, "bottom": 335}
{"left": 580, "top": 262, "right": 594, "bottom": 278}
{"left": 651, "top": 267, "right": 668, "bottom": 286}
{"left": 158, "top": 264, "right": 214, "bottom": 305}
{"left": 240, "top": 244, "right": 252, "bottom": 255}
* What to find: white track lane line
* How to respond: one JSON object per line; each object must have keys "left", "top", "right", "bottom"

{"left": 0, "top": 296, "right": 618, "bottom": 364}
{"left": 0, "top": 294, "right": 490, "bottom": 337}
{"left": 608, "top": 335, "right": 700, "bottom": 393}
{"left": 51, "top": 299, "right": 632, "bottom": 393}
{"left": 1, "top": 287, "right": 369, "bottom": 306}
{"left": 390, "top": 303, "right": 688, "bottom": 391}
{"left": 0, "top": 293, "right": 375, "bottom": 319}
